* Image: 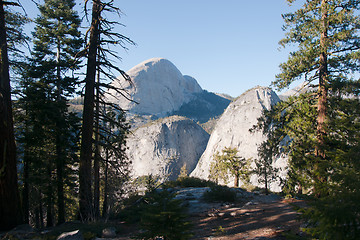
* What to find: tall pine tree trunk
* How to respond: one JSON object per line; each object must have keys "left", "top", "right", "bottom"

{"left": 38, "top": 191, "right": 44, "bottom": 229}
{"left": 56, "top": 150, "right": 65, "bottom": 224}
{"left": 79, "top": 0, "right": 101, "bottom": 221}
{"left": 22, "top": 146, "right": 30, "bottom": 224}
{"left": 315, "top": 0, "right": 328, "bottom": 196}
{"left": 56, "top": 41, "right": 66, "bottom": 225}
{"left": 234, "top": 174, "right": 239, "bottom": 188}
{"left": 22, "top": 107, "right": 30, "bottom": 224}
{"left": 46, "top": 164, "right": 53, "bottom": 227}
{"left": 93, "top": 62, "right": 101, "bottom": 220}
{"left": 102, "top": 148, "right": 109, "bottom": 218}
{"left": 264, "top": 167, "right": 268, "bottom": 195}
{"left": 0, "top": 0, "right": 23, "bottom": 230}
{"left": 317, "top": 0, "right": 328, "bottom": 158}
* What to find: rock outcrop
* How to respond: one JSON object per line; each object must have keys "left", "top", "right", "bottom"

{"left": 107, "top": 58, "right": 230, "bottom": 126}
{"left": 107, "top": 58, "right": 203, "bottom": 117}
{"left": 191, "top": 86, "right": 287, "bottom": 191}
{"left": 127, "top": 116, "right": 209, "bottom": 181}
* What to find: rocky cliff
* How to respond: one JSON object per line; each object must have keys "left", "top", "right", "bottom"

{"left": 107, "top": 58, "right": 202, "bottom": 117}
{"left": 107, "top": 58, "right": 230, "bottom": 126}
{"left": 191, "top": 86, "right": 287, "bottom": 191}
{"left": 127, "top": 116, "right": 210, "bottom": 181}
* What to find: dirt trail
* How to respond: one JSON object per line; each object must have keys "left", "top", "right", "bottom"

{"left": 105, "top": 193, "right": 305, "bottom": 240}
{"left": 189, "top": 194, "right": 304, "bottom": 240}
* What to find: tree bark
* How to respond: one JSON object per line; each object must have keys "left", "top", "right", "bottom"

{"left": 46, "top": 164, "right": 53, "bottom": 227}
{"left": 93, "top": 59, "right": 101, "bottom": 220}
{"left": 102, "top": 148, "right": 109, "bottom": 218}
{"left": 317, "top": 0, "right": 328, "bottom": 159}
{"left": 234, "top": 174, "right": 239, "bottom": 188}
{"left": 79, "top": 0, "right": 101, "bottom": 221}
{"left": 264, "top": 168, "right": 268, "bottom": 195}
{"left": 56, "top": 40, "right": 65, "bottom": 225}
{"left": 0, "top": 0, "right": 23, "bottom": 230}
{"left": 22, "top": 145, "right": 29, "bottom": 224}
{"left": 315, "top": 0, "right": 328, "bottom": 197}
{"left": 39, "top": 192, "right": 44, "bottom": 229}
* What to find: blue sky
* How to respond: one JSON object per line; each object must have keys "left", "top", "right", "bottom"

{"left": 115, "top": 0, "right": 302, "bottom": 97}
{"left": 21, "top": 0, "right": 302, "bottom": 97}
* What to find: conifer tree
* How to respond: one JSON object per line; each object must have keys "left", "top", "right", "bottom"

{"left": 99, "top": 107, "right": 131, "bottom": 218}
{"left": 256, "top": 0, "right": 360, "bottom": 238}
{"left": 274, "top": 0, "right": 360, "bottom": 195}
{"left": 16, "top": 0, "right": 82, "bottom": 226}
{"left": 0, "top": 0, "right": 23, "bottom": 230}
{"left": 210, "top": 147, "right": 250, "bottom": 187}
{"left": 5, "top": 5, "right": 30, "bottom": 224}
{"left": 79, "top": 0, "right": 134, "bottom": 220}
{"left": 253, "top": 142, "right": 279, "bottom": 195}
{"left": 137, "top": 189, "right": 193, "bottom": 240}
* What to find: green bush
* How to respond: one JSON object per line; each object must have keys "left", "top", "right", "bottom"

{"left": 202, "top": 185, "right": 237, "bottom": 203}
{"left": 115, "top": 193, "right": 144, "bottom": 223}
{"left": 136, "top": 189, "right": 193, "bottom": 240}
{"left": 165, "top": 176, "right": 216, "bottom": 188}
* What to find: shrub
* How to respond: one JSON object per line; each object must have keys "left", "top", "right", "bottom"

{"left": 202, "top": 185, "right": 237, "bottom": 203}
{"left": 115, "top": 193, "right": 143, "bottom": 223}
{"left": 165, "top": 176, "right": 216, "bottom": 188}
{"left": 136, "top": 189, "right": 193, "bottom": 240}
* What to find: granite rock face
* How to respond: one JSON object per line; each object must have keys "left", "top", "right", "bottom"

{"left": 107, "top": 58, "right": 230, "bottom": 126}
{"left": 107, "top": 58, "right": 202, "bottom": 117}
{"left": 191, "top": 86, "right": 287, "bottom": 191}
{"left": 127, "top": 116, "right": 210, "bottom": 180}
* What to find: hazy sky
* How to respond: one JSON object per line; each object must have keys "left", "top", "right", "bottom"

{"left": 21, "top": 0, "right": 302, "bottom": 97}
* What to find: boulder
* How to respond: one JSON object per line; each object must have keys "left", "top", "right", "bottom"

{"left": 101, "top": 227, "right": 116, "bottom": 238}
{"left": 57, "top": 230, "right": 83, "bottom": 240}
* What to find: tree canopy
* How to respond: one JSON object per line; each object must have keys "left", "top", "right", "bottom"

{"left": 255, "top": 0, "right": 360, "bottom": 238}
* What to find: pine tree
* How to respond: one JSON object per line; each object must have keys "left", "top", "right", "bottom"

{"left": 210, "top": 147, "right": 250, "bottom": 188}
{"left": 79, "top": 0, "right": 134, "bottom": 221}
{"left": 257, "top": 0, "right": 360, "bottom": 238}
{"left": 15, "top": 0, "right": 82, "bottom": 226}
{"left": 99, "top": 106, "right": 131, "bottom": 218}
{"left": 0, "top": 0, "right": 23, "bottom": 230}
{"left": 253, "top": 142, "right": 279, "bottom": 195}
{"left": 137, "top": 189, "right": 193, "bottom": 240}
{"left": 274, "top": 0, "right": 360, "bottom": 194}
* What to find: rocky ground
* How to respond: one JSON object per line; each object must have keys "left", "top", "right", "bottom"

{"left": 1, "top": 189, "right": 306, "bottom": 240}
{"left": 189, "top": 194, "right": 305, "bottom": 239}
{"left": 116, "top": 189, "right": 306, "bottom": 240}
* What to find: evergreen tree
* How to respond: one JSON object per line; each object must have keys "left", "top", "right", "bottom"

{"left": 15, "top": 0, "right": 82, "bottom": 226}
{"left": 137, "top": 189, "right": 193, "bottom": 240}
{"left": 4, "top": 5, "right": 30, "bottom": 72}
{"left": 255, "top": 0, "right": 360, "bottom": 238}
{"left": 274, "top": 0, "right": 360, "bottom": 194}
{"left": 209, "top": 147, "right": 250, "bottom": 187}
{"left": 0, "top": 0, "right": 23, "bottom": 230}
{"left": 253, "top": 142, "right": 279, "bottom": 195}
{"left": 79, "top": 0, "right": 100, "bottom": 220}
{"left": 79, "top": 0, "right": 134, "bottom": 221}
{"left": 99, "top": 107, "right": 131, "bottom": 218}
